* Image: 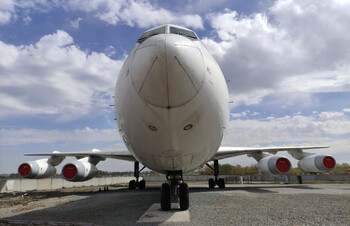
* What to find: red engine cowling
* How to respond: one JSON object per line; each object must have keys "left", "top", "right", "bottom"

{"left": 62, "top": 160, "right": 98, "bottom": 182}
{"left": 298, "top": 155, "right": 336, "bottom": 172}
{"left": 257, "top": 155, "right": 291, "bottom": 176}
{"left": 18, "top": 160, "right": 56, "bottom": 179}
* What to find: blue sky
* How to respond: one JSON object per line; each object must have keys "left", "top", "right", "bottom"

{"left": 1, "top": 0, "right": 349, "bottom": 174}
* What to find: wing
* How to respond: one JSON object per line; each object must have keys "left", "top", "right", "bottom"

{"left": 19, "top": 149, "right": 137, "bottom": 180}
{"left": 25, "top": 149, "right": 136, "bottom": 162}
{"left": 213, "top": 146, "right": 330, "bottom": 161}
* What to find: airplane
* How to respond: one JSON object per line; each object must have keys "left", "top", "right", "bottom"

{"left": 18, "top": 24, "right": 336, "bottom": 211}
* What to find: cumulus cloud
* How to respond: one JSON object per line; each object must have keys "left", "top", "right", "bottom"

{"left": 22, "top": 15, "right": 32, "bottom": 24}
{"left": 223, "top": 111, "right": 350, "bottom": 157}
{"left": 318, "top": 111, "right": 344, "bottom": 120}
{"left": 0, "top": 0, "right": 15, "bottom": 24}
{"left": 63, "top": 0, "right": 203, "bottom": 29}
{"left": 1, "top": 1, "right": 203, "bottom": 29}
{"left": 0, "top": 0, "right": 54, "bottom": 24}
{"left": 230, "top": 112, "right": 247, "bottom": 118}
{"left": 0, "top": 127, "right": 120, "bottom": 146}
{"left": 104, "top": 45, "right": 116, "bottom": 57}
{"left": 69, "top": 17, "right": 82, "bottom": 28}
{"left": 0, "top": 30, "right": 123, "bottom": 120}
{"left": 223, "top": 110, "right": 350, "bottom": 163}
{"left": 202, "top": 0, "right": 350, "bottom": 107}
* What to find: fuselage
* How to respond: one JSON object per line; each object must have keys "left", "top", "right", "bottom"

{"left": 114, "top": 25, "right": 229, "bottom": 173}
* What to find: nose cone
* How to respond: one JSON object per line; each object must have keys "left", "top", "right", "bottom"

{"left": 131, "top": 34, "right": 205, "bottom": 108}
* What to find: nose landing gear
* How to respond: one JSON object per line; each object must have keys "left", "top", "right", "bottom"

{"left": 161, "top": 171, "right": 189, "bottom": 211}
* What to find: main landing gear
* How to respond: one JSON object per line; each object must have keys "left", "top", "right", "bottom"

{"left": 206, "top": 159, "right": 225, "bottom": 189}
{"left": 129, "top": 161, "right": 146, "bottom": 190}
{"left": 161, "top": 171, "right": 189, "bottom": 211}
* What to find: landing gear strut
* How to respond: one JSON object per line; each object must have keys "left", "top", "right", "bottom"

{"left": 129, "top": 161, "right": 146, "bottom": 190}
{"left": 160, "top": 171, "right": 189, "bottom": 211}
{"left": 206, "top": 159, "right": 225, "bottom": 189}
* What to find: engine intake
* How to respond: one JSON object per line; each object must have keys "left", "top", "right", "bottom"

{"left": 62, "top": 160, "right": 98, "bottom": 182}
{"left": 298, "top": 155, "right": 336, "bottom": 172}
{"left": 18, "top": 160, "right": 56, "bottom": 179}
{"left": 257, "top": 155, "right": 291, "bottom": 176}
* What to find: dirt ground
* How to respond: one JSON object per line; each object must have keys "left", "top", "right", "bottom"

{"left": 0, "top": 185, "right": 126, "bottom": 209}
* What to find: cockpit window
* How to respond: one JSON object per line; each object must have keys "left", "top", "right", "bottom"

{"left": 170, "top": 26, "right": 198, "bottom": 39}
{"left": 137, "top": 26, "right": 166, "bottom": 43}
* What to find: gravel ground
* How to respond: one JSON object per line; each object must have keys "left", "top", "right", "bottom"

{"left": 0, "top": 184, "right": 349, "bottom": 226}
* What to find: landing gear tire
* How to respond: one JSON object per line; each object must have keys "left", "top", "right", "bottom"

{"left": 179, "top": 183, "right": 189, "bottom": 210}
{"left": 218, "top": 178, "right": 225, "bottom": 189}
{"left": 161, "top": 183, "right": 171, "bottom": 211}
{"left": 129, "top": 180, "right": 136, "bottom": 190}
{"left": 139, "top": 179, "right": 146, "bottom": 190}
{"left": 208, "top": 178, "right": 215, "bottom": 188}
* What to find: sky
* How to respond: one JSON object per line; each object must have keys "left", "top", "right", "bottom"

{"left": 0, "top": 0, "right": 349, "bottom": 174}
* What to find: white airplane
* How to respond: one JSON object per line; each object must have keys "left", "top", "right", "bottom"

{"left": 18, "top": 24, "right": 336, "bottom": 211}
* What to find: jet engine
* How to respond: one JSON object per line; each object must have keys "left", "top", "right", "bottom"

{"left": 257, "top": 155, "right": 291, "bottom": 176}
{"left": 18, "top": 159, "right": 56, "bottom": 179}
{"left": 298, "top": 154, "right": 336, "bottom": 172}
{"left": 62, "top": 159, "right": 98, "bottom": 182}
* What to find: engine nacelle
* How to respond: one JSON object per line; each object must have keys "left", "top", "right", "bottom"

{"left": 62, "top": 160, "right": 98, "bottom": 182}
{"left": 257, "top": 155, "right": 291, "bottom": 176}
{"left": 298, "top": 155, "right": 336, "bottom": 173}
{"left": 18, "top": 159, "right": 56, "bottom": 179}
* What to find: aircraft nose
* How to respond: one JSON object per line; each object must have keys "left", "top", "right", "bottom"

{"left": 131, "top": 34, "right": 206, "bottom": 108}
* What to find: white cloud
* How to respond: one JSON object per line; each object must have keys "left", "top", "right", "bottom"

{"left": 0, "top": 0, "right": 203, "bottom": 29}
{"left": 222, "top": 110, "right": 350, "bottom": 165}
{"left": 0, "top": 0, "right": 54, "bottom": 24}
{"left": 203, "top": 0, "right": 350, "bottom": 107}
{"left": 63, "top": 0, "right": 203, "bottom": 29}
{"left": 22, "top": 15, "right": 31, "bottom": 24}
{"left": 223, "top": 111, "right": 350, "bottom": 160}
{"left": 104, "top": 45, "right": 116, "bottom": 57}
{"left": 0, "top": 30, "right": 123, "bottom": 120}
{"left": 318, "top": 111, "right": 344, "bottom": 120}
{"left": 0, "top": 127, "right": 120, "bottom": 146}
{"left": 250, "top": 112, "right": 260, "bottom": 116}
{"left": 69, "top": 17, "right": 82, "bottom": 28}
{"left": 0, "top": 0, "right": 15, "bottom": 24}
{"left": 229, "top": 89, "right": 273, "bottom": 108}
{"left": 231, "top": 112, "right": 247, "bottom": 118}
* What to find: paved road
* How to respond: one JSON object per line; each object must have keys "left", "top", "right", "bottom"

{"left": 1, "top": 184, "right": 349, "bottom": 225}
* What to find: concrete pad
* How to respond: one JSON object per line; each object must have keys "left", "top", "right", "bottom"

{"left": 137, "top": 203, "right": 190, "bottom": 223}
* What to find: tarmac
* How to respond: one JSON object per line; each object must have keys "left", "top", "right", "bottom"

{"left": 0, "top": 183, "right": 349, "bottom": 225}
